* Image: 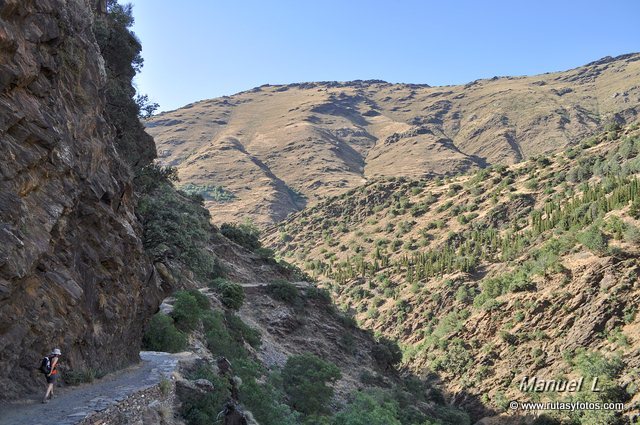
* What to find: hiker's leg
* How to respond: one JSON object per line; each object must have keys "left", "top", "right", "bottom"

{"left": 47, "top": 374, "right": 57, "bottom": 398}
{"left": 43, "top": 383, "right": 53, "bottom": 402}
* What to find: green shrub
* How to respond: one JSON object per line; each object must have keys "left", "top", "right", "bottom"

{"left": 210, "top": 278, "right": 245, "bottom": 310}
{"left": 181, "top": 364, "right": 231, "bottom": 425}
{"left": 172, "top": 291, "right": 204, "bottom": 332}
{"left": 282, "top": 353, "right": 341, "bottom": 416}
{"left": 577, "top": 225, "right": 607, "bottom": 254}
{"left": 94, "top": 1, "right": 157, "bottom": 169}
{"left": 136, "top": 176, "right": 222, "bottom": 281}
{"left": 604, "top": 216, "right": 626, "bottom": 240}
{"left": 187, "top": 289, "right": 210, "bottom": 310}
{"left": 64, "top": 368, "right": 104, "bottom": 386}
{"left": 134, "top": 164, "right": 178, "bottom": 193}
{"left": 220, "top": 222, "right": 262, "bottom": 251}
{"left": 159, "top": 377, "right": 172, "bottom": 396}
{"left": 572, "top": 350, "right": 624, "bottom": 381}
{"left": 565, "top": 350, "right": 627, "bottom": 425}
{"left": 202, "top": 310, "right": 245, "bottom": 359}
{"left": 525, "top": 179, "right": 539, "bottom": 190}
{"left": 455, "top": 286, "right": 476, "bottom": 304}
{"left": 431, "top": 339, "right": 471, "bottom": 375}
{"left": 267, "top": 280, "right": 301, "bottom": 304}
{"left": 333, "top": 392, "right": 402, "bottom": 425}
{"left": 372, "top": 337, "right": 403, "bottom": 369}
{"left": 240, "top": 374, "right": 299, "bottom": 425}
{"left": 623, "top": 224, "right": 640, "bottom": 244}
{"left": 630, "top": 199, "right": 640, "bottom": 219}
{"left": 255, "top": 247, "right": 276, "bottom": 260}
{"left": 410, "top": 203, "right": 429, "bottom": 217}
{"left": 430, "top": 405, "right": 471, "bottom": 425}
{"left": 474, "top": 270, "right": 534, "bottom": 307}
{"left": 143, "top": 313, "right": 187, "bottom": 353}
{"left": 225, "top": 312, "right": 261, "bottom": 348}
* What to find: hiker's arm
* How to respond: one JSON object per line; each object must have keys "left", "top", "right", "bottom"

{"left": 47, "top": 358, "right": 58, "bottom": 376}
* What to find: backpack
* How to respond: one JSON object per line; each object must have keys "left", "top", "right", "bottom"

{"left": 39, "top": 356, "right": 51, "bottom": 374}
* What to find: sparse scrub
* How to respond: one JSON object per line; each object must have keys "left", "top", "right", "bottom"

{"left": 179, "top": 183, "right": 236, "bottom": 202}
{"left": 64, "top": 368, "right": 104, "bottom": 386}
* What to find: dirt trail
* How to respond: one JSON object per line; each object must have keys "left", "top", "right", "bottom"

{"left": 0, "top": 351, "right": 185, "bottom": 425}
{"left": 239, "top": 281, "right": 312, "bottom": 288}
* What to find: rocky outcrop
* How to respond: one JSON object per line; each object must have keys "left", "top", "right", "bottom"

{"left": 0, "top": 0, "right": 163, "bottom": 398}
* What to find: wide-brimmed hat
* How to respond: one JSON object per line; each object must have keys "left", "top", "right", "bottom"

{"left": 51, "top": 348, "right": 62, "bottom": 356}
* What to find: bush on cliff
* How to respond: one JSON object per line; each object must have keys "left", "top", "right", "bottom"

{"left": 143, "top": 313, "right": 187, "bottom": 353}
{"left": 220, "top": 221, "right": 262, "bottom": 251}
{"left": 94, "top": 0, "right": 157, "bottom": 168}
{"left": 172, "top": 290, "right": 209, "bottom": 332}
{"left": 372, "top": 337, "right": 403, "bottom": 369}
{"left": 266, "top": 280, "right": 301, "bottom": 304}
{"left": 135, "top": 165, "right": 223, "bottom": 281}
{"left": 210, "top": 278, "right": 245, "bottom": 310}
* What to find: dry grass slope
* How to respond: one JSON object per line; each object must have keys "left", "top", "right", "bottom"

{"left": 146, "top": 54, "right": 640, "bottom": 226}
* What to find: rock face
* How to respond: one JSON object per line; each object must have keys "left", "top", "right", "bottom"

{"left": 146, "top": 54, "right": 640, "bottom": 226}
{"left": 0, "top": 0, "right": 163, "bottom": 398}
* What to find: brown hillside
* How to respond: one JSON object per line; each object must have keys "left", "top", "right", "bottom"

{"left": 263, "top": 124, "right": 640, "bottom": 422}
{"left": 146, "top": 53, "right": 640, "bottom": 225}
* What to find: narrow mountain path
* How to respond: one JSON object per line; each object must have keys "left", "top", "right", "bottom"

{"left": 0, "top": 351, "right": 184, "bottom": 425}
{"left": 239, "top": 281, "right": 312, "bottom": 289}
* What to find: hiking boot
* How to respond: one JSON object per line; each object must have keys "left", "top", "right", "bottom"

{"left": 42, "top": 399, "right": 49, "bottom": 404}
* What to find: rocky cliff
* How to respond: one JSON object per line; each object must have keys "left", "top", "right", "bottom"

{"left": 0, "top": 0, "right": 164, "bottom": 398}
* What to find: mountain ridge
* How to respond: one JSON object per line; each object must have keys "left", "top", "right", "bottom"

{"left": 146, "top": 52, "right": 640, "bottom": 226}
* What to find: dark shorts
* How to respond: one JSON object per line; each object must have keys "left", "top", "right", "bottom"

{"left": 46, "top": 374, "right": 57, "bottom": 384}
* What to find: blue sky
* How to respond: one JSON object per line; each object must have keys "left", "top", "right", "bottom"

{"left": 128, "top": 0, "right": 640, "bottom": 112}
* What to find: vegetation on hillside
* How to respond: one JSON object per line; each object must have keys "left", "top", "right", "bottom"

{"left": 86, "top": 2, "right": 470, "bottom": 424}
{"left": 144, "top": 283, "right": 468, "bottom": 425}
{"left": 266, "top": 123, "right": 640, "bottom": 423}
{"left": 179, "top": 182, "right": 236, "bottom": 202}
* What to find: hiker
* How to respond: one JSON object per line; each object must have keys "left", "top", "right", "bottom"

{"left": 41, "top": 348, "right": 61, "bottom": 403}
